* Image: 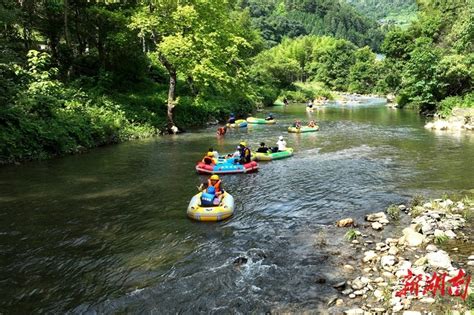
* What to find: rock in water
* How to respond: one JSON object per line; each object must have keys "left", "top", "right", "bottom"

{"left": 233, "top": 257, "right": 248, "bottom": 266}
{"left": 336, "top": 218, "right": 355, "bottom": 227}
{"left": 372, "top": 222, "right": 383, "bottom": 230}
{"left": 365, "top": 212, "right": 387, "bottom": 222}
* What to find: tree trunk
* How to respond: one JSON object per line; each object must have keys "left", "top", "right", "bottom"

{"left": 64, "top": 0, "right": 71, "bottom": 47}
{"left": 167, "top": 70, "right": 177, "bottom": 130}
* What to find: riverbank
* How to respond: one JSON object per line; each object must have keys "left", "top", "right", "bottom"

{"left": 0, "top": 80, "right": 254, "bottom": 165}
{"left": 425, "top": 107, "right": 474, "bottom": 132}
{"left": 330, "top": 195, "right": 474, "bottom": 314}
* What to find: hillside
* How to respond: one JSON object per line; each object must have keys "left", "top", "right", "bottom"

{"left": 238, "top": 0, "right": 384, "bottom": 50}
{"left": 346, "top": 0, "right": 418, "bottom": 27}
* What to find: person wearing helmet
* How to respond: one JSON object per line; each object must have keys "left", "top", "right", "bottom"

{"left": 265, "top": 113, "right": 274, "bottom": 121}
{"left": 276, "top": 136, "right": 287, "bottom": 152}
{"left": 227, "top": 113, "right": 236, "bottom": 124}
{"left": 238, "top": 141, "right": 251, "bottom": 164}
{"left": 208, "top": 147, "right": 219, "bottom": 159}
{"left": 199, "top": 174, "right": 224, "bottom": 201}
{"left": 202, "top": 151, "right": 217, "bottom": 165}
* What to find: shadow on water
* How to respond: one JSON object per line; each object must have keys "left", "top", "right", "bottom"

{"left": 0, "top": 98, "right": 473, "bottom": 313}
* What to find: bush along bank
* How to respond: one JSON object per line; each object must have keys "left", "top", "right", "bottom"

{"left": 0, "top": 51, "right": 254, "bottom": 165}
{"left": 331, "top": 196, "right": 474, "bottom": 313}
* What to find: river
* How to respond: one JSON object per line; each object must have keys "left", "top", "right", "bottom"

{"left": 1, "top": 98, "right": 473, "bottom": 313}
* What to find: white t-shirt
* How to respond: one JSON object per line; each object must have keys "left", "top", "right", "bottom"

{"left": 212, "top": 151, "right": 219, "bottom": 159}
{"left": 276, "top": 139, "right": 287, "bottom": 151}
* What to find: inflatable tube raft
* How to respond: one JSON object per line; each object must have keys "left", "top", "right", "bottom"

{"left": 196, "top": 159, "right": 258, "bottom": 174}
{"left": 226, "top": 119, "right": 247, "bottom": 128}
{"left": 187, "top": 192, "right": 234, "bottom": 222}
{"left": 253, "top": 148, "right": 294, "bottom": 161}
{"left": 288, "top": 126, "right": 320, "bottom": 133}
{"left": 246, "top": 117, "right": 276, "bottom": 124}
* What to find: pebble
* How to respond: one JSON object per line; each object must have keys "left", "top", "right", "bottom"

{"left": 426, "top": 244, "right": 438, "bottom": 252}
{"left": 341, "top": 288, "right": 353, "bottom": 295}
{"left": 467, "top": 261, "right": 474, "bottom": 266}
{"left": 333, "top": 281, "right": 346, "bottom": 289}
{"left": 349, "top": 293, "right": 356, "bottom": 299}
{"left": 388, "top": 246, "right": 399, "bottom": 255}
{"left": 343, "top": 264, "right": 355, "bottom": 271}
{"left": 380, "top": 255, "right": 397, "bottom": 267}
{"left": 344, "top": 308, "right": 363, "bottom": 315}
{"left": 336, "top": 299, "right": 344, "bottom": 306}
{"left": 420, "top": 297, "right": 436, "bottom": 304}
{"left": 402, "top": 311, "right": 421, "bottom": 315}
{"left": 372, "top": 222, "right": 383, "bottom": 230}
{"left": 468, "top": 255, "right": 474, "bottom": 260}
{"left": 373, "top": 289, "right": 383, "bottom": 300}
{"left": 363, "top": 250, "right": 378, "bottom": 262}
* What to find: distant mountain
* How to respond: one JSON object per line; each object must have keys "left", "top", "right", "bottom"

{"left": 345, "top": 0, "right": 418, "bottom": 27}
{"left": 238, "top": 0, "right": 384, "bottom": 50}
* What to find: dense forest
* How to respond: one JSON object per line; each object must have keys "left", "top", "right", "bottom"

{"left": 0, "top": 0, "right": 473, "bottom": 164}
{"left": 346, "top": 0, "right": 418, "bottom": 27}
{"left": 238, "top": 0, "right": 384, "bottom": 50}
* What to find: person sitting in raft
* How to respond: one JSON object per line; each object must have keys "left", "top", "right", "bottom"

{"left": 227, "top": 113, "right": 236, "bottom": 124}
{"left": 292, "top": 120, "right": 302, "bottom": 129}
{"left": 200, "top": 186, "right": 221, "bottom": 206}
{"left": 202, "top": 152, "right": 217, "bottom": 165}
{"left": 199, "top": 175, "right": 224, "bottom": 201}
{"left": 238, "top": 142, "right": 252, "bottom": 164}
{"left": 256, "top": 142, "right": 271, "bottom": 153}
{"left": 226, "top": 145, "right": 241, "bottom": 159}
{"left": 208, "top": 147, "right": 219, "bottom": 159}
{"left": 276, "top": 136, "right": 287, "bottom": 152}
{"left": 216, "top": 126, "right": 227, "bottom": 136}
{"left": 308, "top": 120, "right": 317, "bottom": 128}
{"left": 265, "top": 113, "right": 274, "bottom": 121}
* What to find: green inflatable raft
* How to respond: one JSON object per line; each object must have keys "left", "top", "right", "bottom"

{"left": 246, "top": 117, "right": 276, "bottom": 124}
{"left": 253, "top": 148, "right": 294, "bottom": 161}
{"left": 287, "top": 126, "right": 320, "bottom": 133}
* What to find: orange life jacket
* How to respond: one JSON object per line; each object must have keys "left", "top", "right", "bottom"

{"left": 207, "top": 179, "right": 221, "bottom": 193}
{"left": 202, "top": 156, "right": 215, "bottom": 164}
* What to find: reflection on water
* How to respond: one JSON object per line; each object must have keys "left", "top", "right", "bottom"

{"left": 0, "top": 99, "right": 473, "bottom": 313}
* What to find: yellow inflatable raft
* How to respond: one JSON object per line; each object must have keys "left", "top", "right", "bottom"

{"left": 187, "top": 192, "right": 235, "bottom": 222}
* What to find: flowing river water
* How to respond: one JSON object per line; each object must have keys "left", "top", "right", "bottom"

{"left": 1, "top": 98, "right": 473, "bottom": 313}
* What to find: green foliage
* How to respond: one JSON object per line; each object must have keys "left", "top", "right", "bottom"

{"left": 239, "top": 0, "right": 384, "bottom": 50}
{"left": 346, "top": 0, "right": 417, "bottom": 24}
{"left": 379, "top": 0, "right": 474, "bottom": 114}
{"left": 0, "top": 51, "right": 156, "bottom": 164}
{"left": 437, "top": 92, "right": 474, "bottom": 118}
{"left": 434, "top": 234, "right": 449, "bottom": 245}
{"left": 386, "top": 204, "right": 401, "bottom": 221}
{"left": 410, "top": 194, "right": 424, "bottom": 207}
{"left": 344, "top": 228, "right": 359, "bottom": 241}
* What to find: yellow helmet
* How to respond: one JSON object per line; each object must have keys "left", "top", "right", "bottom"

{"left": 239, "top": 141, "right": 247, "bottom": 147}
{"left": 210, "top": 175, "right": 220, "bottom": 180}
{"left": 207, "top": 152, "right": 214, "bottom": 157}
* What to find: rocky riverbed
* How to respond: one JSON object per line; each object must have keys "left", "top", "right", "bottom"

{"left": 330, "top": 196, "right": 474, "bottom": 314}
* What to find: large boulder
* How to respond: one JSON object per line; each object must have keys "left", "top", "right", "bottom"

{"left": 425, "top": 250, "right": 452, "bottom": 269}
